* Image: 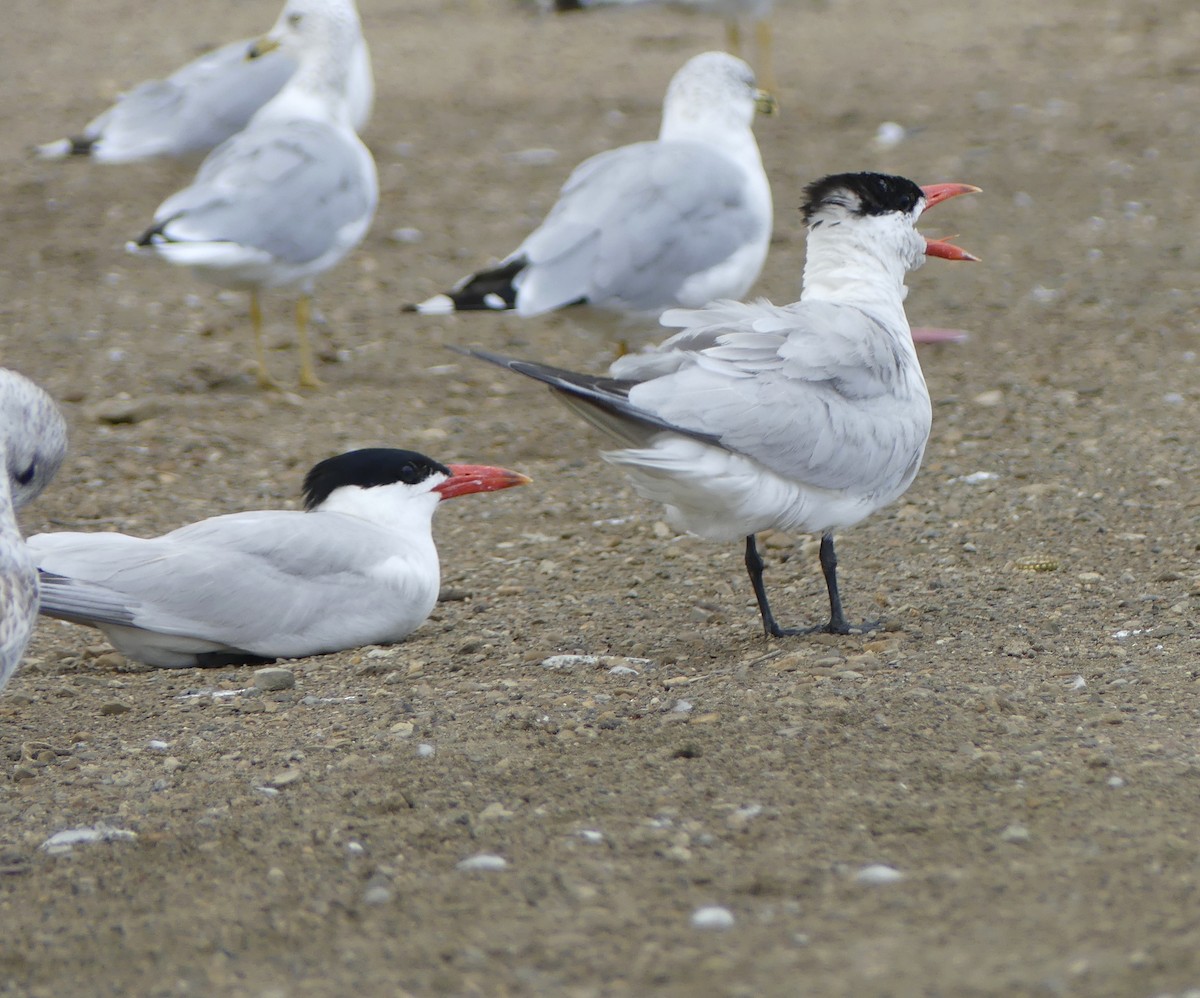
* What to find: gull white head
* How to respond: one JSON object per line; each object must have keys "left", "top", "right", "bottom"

{"left": 0, "top": 370, "right": 67, "bottom": 512}
{"left": 659, "top": 51, "right": 776, "bottom": 143}
{"left": 249, "top": 0, "right": 365, "bottom": 123}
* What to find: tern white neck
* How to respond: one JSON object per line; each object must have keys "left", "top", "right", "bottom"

{"left": 799, "top": 219, "right": 922, "bottom": 331}
{"left": 316, "top": 482, "right": 441, "bottom": 536}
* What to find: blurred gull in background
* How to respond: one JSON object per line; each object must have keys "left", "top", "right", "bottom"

{"left": 127, "top": 0, "right": 378, "bottom": 389}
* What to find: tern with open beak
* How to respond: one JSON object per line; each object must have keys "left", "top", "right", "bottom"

{"left": 459, "top": 172, "right": 978, "bottom": 637}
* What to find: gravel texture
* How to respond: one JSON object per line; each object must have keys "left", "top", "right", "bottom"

{"left": 1, "top": 0, "right": 1198, "bottom": 995}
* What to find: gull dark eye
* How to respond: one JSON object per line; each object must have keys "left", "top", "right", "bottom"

{"left": 15, "top": 462, "right": 36, "bottom": 486}
{"left": 287, "top": 11, "right": 303, "bottom": 26}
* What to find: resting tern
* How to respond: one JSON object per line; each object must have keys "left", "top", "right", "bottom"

{"left": 0, "top": 370, "right": 68, "bottom": 692}
{"left": 459, "top": 172, "right": 978, "bottom": 636}
{"left": 128, "top": 0, "right": 378, "bottom": 390}
{"left": 35, "top": 23, "right": 373, "bottom": 164}
{"left": 28, "top": 449, "right": 529, "bottom": 668}
{"left": 408, "top": 52, "right": 774, "bottom": 324}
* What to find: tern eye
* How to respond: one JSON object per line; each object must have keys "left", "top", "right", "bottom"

{"left": 287, "top": 11, "right": 303, "bottom": 26}
{"left": 399, "top": 463, "right": 419, "bottom": 484}
{"left": 15, "top": 462, "right": 36, "bottom": 486}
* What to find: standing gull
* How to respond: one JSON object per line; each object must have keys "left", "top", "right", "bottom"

{"left": 29, "top": 449, "right": 530, "bottom": 668}
{"left": 128, "top": 0, "right": 378, "bottom": 389}
{"left": 459, "top": 172, "right": 978, "bottom": 636}
{"left": 0, "top": 370, "right": 67, "bottom": 693}
{"left": 408, "top": 52, "right": 774, "bottom": 325}
{"left": 35, "top": 27, "right": 373, "bottom": 164}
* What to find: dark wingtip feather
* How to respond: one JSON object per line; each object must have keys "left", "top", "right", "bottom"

{"left": 442, "top": 258, "right": 526, "bottom": 312}
{"left": 134, "top": 218, "right": 170, "bottom": 247}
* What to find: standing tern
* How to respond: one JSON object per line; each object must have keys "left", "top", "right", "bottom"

{"left": 458, "top": 172, "right": 978, "bottom": 636}
{"left": 128, "top": 0, "right": 378, "bottom": 390}
{"left": 407, "top": 52, "right": 774, "bottom": 325}
{"left": 35, "top": 26, "right": 373, "bottom": 164}
{"left": 28, "top": 449, "right": 530, "bottom": 668}
{"left": 0, "top": 370, "right": 68, "bottom": 692}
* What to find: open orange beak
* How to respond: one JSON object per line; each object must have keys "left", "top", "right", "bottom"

{"left": 920, "top": 183, "right": 981, "bottom": 261}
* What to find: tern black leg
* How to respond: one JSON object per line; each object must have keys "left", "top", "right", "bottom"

{"left": 818, "top": 533, "right": 852, "bottom": 634}
{"left": 745, "top": 534, "right": 801, "bottom": 638}
{"left": 745, "top": 532, "right": 860, "bottom": 638}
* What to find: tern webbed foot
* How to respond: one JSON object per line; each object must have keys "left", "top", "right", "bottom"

{"left": 762, "top": 615, "right": 881, "bottom": 639}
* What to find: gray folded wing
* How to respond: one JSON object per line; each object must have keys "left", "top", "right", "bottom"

{"left": 41, "top": 35, "right": 373, "bottom": 163}
{"left": 625, "top": 299, "right": 931, "bottom": 492}
{"left": 67, "top": 40, "right": 294, "bottom": 163}
{"left": 28, "top": 511, "right": 413, "bottom": 653}
{"left": 514, "top": 140, "right": 765, "bottom": 314}
{"left": 154, "top": 119, "right": 376, "bottom": 264}
{"left": 37, "top": 572, "right": 138, "bottom": 628}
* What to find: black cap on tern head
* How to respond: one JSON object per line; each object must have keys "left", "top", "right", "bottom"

{"left": 801, "top": 172, "right": 925, "bottom": 225}
{"left": 302, "top": 448, "right": 451, "bottom": 510}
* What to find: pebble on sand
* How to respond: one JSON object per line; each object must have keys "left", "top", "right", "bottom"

{"left": 363, "top": 882, "right": 393, "bottom": 905}
{"left": 1000, "top": 824, "right": 1031, "bottom": 844}
{"left": 855, "top": 864, "right": 905, "bottom": 885}
{"left": 253, "top": 667, "right": 295, "bottom": 691}
{"left": 690, "top": 905, "right": 736, "bottom": 931}
{"left": 456, "top": 853, "right": 508, "bottom": 872}
{"left": 41, "top": 825, "right": 138, "bottom": 854}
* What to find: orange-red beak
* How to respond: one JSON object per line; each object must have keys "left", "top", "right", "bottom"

{"left": 434, "top": 464, "right": 531, "bottom": 500}
{"left": 920, "top": 183, "right": 981, "bottom": 261}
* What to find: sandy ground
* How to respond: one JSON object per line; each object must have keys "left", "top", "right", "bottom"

{"left": 1, "top": 0, "right": 1198, "bottom": 994}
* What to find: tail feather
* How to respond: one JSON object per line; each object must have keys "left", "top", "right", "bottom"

{"left": 405, "top": 258, "right": 527, "bottom": 314}
{"left": 34, "top": 135, "right": 95, "bottom": 160}
{"left": 37, "top": 571, "right": 138, "bottom": 629}
{"left": 131, "top": 213, "right": 182, "bottom": 249}
{"left": 450, "top": 345, "right": 723, "bottom": 449}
